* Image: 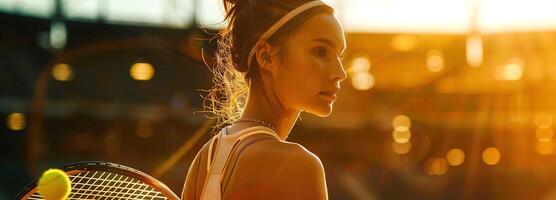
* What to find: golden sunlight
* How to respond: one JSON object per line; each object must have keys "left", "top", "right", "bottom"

{"left": 341, "top": 0, "right": 556, "bottom": 33}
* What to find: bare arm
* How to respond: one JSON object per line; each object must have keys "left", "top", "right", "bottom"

{"left": 182, "top": 149, "right": 202, "bottom": 200}
{"left": 277, "top": 147, "right": 328, "bottom": 199}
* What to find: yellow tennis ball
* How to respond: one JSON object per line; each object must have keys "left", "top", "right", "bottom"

{"left": 37, "top": 169, "right": 71, "bottom": 200}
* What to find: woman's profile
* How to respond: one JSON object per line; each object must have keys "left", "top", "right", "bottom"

{"left": 182, "top": 0, "right": 346, "bottom": 199}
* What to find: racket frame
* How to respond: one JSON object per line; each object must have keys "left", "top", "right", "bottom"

{"left": 16, "top": 161, "right": 180, "bottom": 200}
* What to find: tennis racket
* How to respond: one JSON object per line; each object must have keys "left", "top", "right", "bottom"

{"left": 17, "top": 161, "right": 180, "bottom": 200}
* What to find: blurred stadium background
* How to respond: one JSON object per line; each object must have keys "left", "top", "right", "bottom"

{"left": 2, "top": 0, "right": 556, "bottom": 199}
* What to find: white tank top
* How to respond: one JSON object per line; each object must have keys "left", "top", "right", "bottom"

{"left": 200, "top": 125, "right": 281, "bottom": 200}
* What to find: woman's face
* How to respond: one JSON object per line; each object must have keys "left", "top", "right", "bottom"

{"left": 273, "top": 13, "right": 347, "bottom": 117}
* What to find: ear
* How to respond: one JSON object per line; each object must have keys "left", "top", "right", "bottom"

{"left": 254, "top": 40, "right": 279, "bottom": 74}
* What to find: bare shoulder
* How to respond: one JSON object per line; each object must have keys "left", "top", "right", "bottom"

{"left": 224, "top": 139, "right": 328, "bottom": 199}
{"left": 251, "top": 139, "right": 320, "bottom": 159}
{"left": 239, "top": 139, "right": 324, "bottom": 174}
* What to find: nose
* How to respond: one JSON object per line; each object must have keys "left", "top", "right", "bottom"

{"left": 330, "top": 59, "right": 347, "bottom": 83}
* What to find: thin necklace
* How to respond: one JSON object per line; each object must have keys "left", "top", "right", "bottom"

{"left": 235, "top": 117, "right": 278, "bottom": 134}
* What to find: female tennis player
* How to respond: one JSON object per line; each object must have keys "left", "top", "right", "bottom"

{"left": 182, "top": 0, "right": 346, "bottom": 199}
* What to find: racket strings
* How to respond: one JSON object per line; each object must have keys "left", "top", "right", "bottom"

{"left": 28, "top": 170, "right": 168, "bottom": 199}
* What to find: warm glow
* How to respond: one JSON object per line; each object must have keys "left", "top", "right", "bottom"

{"left": 426, "top": 50, "right": 444, "bottom": 72}
{"left": 392, "top": 129, "right": 411, "bottom": 144}
{"left": 97, "top": 0, "right": 556, "bottom": 33}
{"left": 536, "top": 127, "right": 553, "bottom": 142}
{"left": 136, "top": 119, "right": 154, "bottom": 138}
{"left": 195, "top": 0, "right": 556, "bottom": 34}
{"left": 351, "top": 72, "right": 375, "bottom": 90}
{"left": 130, "top": 62, "right": 155, "bottom": 81}
{"left": 350, "top": 56, "right": 371, "bottom": 73}
{"left": 536, "top": 140, "right": 555, "bottom": 155}
{"left": 466, "top": 34, "right": 483, "bottom": 68}
{"left": 391, "top": 35, "right": 416, "bottom": 52}
{"left": 495, "top": 59, "right": 524, "bottom": 81}
{"left": 446, "top": 148, "right": 465, "bottom": 166}
{"left": 426, "top": 158, "right": 449, "bottom": 175}
{"left": 392, "top": 115, "right": 412, "bottom": 131}
{"left": 7, "top": 112, "right": 26, "bottom": 131}
{"left": 482, "top": 147, "right": 501, "bottom": 165}
{"left": 52, "top": 63, "right": 73, "bottom": 81}
{"left": 549, "top": 65, "right": 556, "bottom": 81}
{"left": 535, "top": 112, "right": 552, "bottom": 128}
{"left": 478, "top": 0, "right": 556, "bottom": 32}
{"left": 344, "top": 0, "right": 470, "bottom": 33}
{"left": 342, "top": 0, "right": 556, "bottom": 33}
{"left": 392, "top": 115, "right": 412, "bottom": 144}
{"left": 392, "top": 141, "right": 412, "bottom": 155}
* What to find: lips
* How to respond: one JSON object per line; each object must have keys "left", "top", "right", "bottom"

{"left": 319, "top": 88, "right": 340, "bottom": 101}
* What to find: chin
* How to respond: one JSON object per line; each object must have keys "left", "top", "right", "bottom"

{"left": 306, "top": 102, "right": 334, "bottom": 117}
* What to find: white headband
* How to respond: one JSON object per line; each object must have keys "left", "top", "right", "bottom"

{"left": 246, "top": 0, "right": 328, "bottom": 69}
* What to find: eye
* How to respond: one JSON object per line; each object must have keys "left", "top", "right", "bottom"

{"left": 313, "top": 47, "right": 327, "bottom": 58}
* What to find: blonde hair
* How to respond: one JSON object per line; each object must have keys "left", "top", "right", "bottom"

{"left": 202, "top": 33, "right": 249, "bottom": 130}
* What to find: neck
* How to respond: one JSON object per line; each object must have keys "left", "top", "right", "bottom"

{"left": 239, "top": 81, "right": 300, "bottom": 141}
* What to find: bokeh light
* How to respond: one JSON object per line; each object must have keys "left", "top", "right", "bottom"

{"left": 351, "top": 72, "right": 375, "bottom": 90}
{"left": 446, "top": 148, "right": 465, "bottom": 166}
{"left": 426, "top": 158, "right": 449, "bottom": 175}
{"left": 535, "top": 112, "right": 552, "bottom": 128}
{"left": 391, "top": 115, "right": 412, "bottom": 144}
{"left": 392, "top": 115, "right": 411, "bottom": 131}
{"left": 536, "top": 140, "right": 555, "bottom": 155}
{"left": 50, "top": 21, "right": 67, "bottom": 49}
{"left": 482, "top": 147, "right": 501, "bottom": 165}
{"left": 392, "top": 141, "right": 412, "bottom": 155}
{"left": 7, "top": 112, "right": 26, "bottom": 131}
{"left": 392, "top": 129, "right": 411, "bottom": 144}
{"left": 466, "top": 34, "right": 483, "bottom": 68}
{"left": 391, "top": 35, "right": 417, "bottom": 52}
{"left": 426, "top": 50, "right": 444, "bottom": 72}
{"left": 495, "top": 60, "right": 524, "bottom": 81}
{"left": 130, "top": 62, "right": 155, "bottom": 81}
{"left": 536, "top": 127, "right": 554, "bottom": 142}
{"left": 350, "top": 55, "right": 371, "bottom": 73}
{"left": 52, "top": 63, "right": 73, "bottom": 81}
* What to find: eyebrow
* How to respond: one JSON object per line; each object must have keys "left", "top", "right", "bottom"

{"left": 311, "top": 38, "right": 346, "bottom": 54}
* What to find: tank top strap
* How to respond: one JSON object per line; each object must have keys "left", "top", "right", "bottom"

{"left": 200, "top": 126, "right": 280, "bottom": 200}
